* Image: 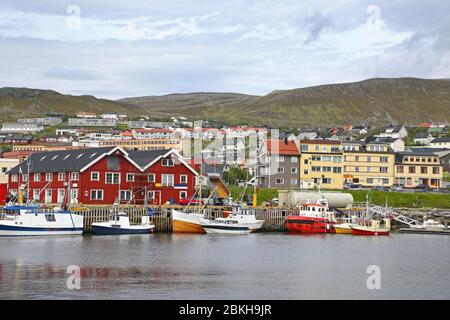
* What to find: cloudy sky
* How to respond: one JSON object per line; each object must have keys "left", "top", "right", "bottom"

{"left": 0, "top": 0, "right": 449, "bottom": 99}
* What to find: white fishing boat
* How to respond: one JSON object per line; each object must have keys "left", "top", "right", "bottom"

{"left": 0, "top": 206, "right": 84, "bottom": 236}
{"left": 200, "top": 206, "right": 264, "bottom": 235}
{"left": 92, "top": 210, "right": 155, "bottom": 235}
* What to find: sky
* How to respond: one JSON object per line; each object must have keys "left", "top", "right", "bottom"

{"left": 0, "top": 0, "right": 449, "bottom": 99}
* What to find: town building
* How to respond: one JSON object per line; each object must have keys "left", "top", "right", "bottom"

{"left": 413, "top": 132, "right": 434, "bottom": 145}
{"left": 68, "top": 118, "right": 118, "bottom": 127}
{"left": 7, "top": 147, "right": 198, "bottom": 205}
{"left": 430, "top": 137, "right": 450, "bottom": 149}
{"left": 98, "top": 138, "right": 182, "bottom": 152}
{"left": 0, "top": 158, "right": 20, "bottom": 184}
{"left": 127, "top": 121, "right": 173, "bottom": 129}
{"left": 17, "top": 117, "right": 62, "bottom": 126}
{"left": 378, "top": 125, "right": 408, "bottom": 139}
{"left": 343, "top": 142, "right": 395, "bottom": 187}
{"left": 299, "top": 139, "right": 344, "bottom": 189}
{"left": 257, "top": 139, "right": 301, "bottom": 189}
{"left": 12, "top": 143, "right": 77, "bottom": 153}
{"left": 76, "top": 112, "right": 97, "bottom": 118}
{"left": 0, "top": 122, "right": 44, "bottom": 134}
{"left": 394, "top": 151, "right": 443, "bottom": 189}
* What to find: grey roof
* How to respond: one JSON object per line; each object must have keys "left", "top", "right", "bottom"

{"left": 408, "top": 147, "right": 450, "bottom": 155}
{"left": 127, "top": 149, "right": 170, "bottom": 167}
{"left": 8, "top": 147, "right": 117, "bottom": 174}
{"left": 414, "top": 132, "right": 430, "bottom": 139}
{"left": 382, "top": 125, "right": 403, "bottom": 133}
{"left": 431, "top": 137, "right": 450, "bottom": 143}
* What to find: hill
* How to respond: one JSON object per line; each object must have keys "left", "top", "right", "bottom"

{"left": 122, "top": 78, "right": 450, "bottom": 127}
{"left": 0, "top": 87, "right": 144, "bottom": 121}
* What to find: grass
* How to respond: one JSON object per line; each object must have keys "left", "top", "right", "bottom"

{"left": 229, "top": 186, "right": 450, "bottom": 208}
{"left": 444, "top": 172, "right": 450, "bottom": 182}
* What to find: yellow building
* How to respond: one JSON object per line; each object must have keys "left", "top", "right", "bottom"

{"left": 0, "top": 158, "right": 20, "bottom": 183}
{"left": 299, "top": 140, "right": 344, "bottom": 189}
{"left": 343, "top": 142, "right": 395, "bottom": 187}
{"left": 395, "top": 151, "right": 443, "bottom": 189}
{"left": 99, "top": 138, "right": 182, "bottom": 152}
{"left": 12, "top": 144, "right": 76, "bottom": 152}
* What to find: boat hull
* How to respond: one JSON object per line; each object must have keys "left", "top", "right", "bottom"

{"left": 352, "top": 227, "right": 389, "bottom": 236}
{"left": 202, "top": 225, "right": 251, "bottom": 235}
{"left": 0, "top": 224, "right": 83, "bottom": 236}
{"left": 172, "top": 209, "right": 205, "bottom": 234}
{"left": 285, "top": 216, "right": 334, "bottom": 234}
{"left": 334, "top": 226, "right": 353, "bottom": 234}
{"left": 91, "top": 224, "right": 154, "bottom": 235}
{"left": 398, "top": 228, "right": 450, "bottom": 235}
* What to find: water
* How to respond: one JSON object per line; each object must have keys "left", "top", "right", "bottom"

{"left": 0, "top": 233, "right": 449, "bottom": 299}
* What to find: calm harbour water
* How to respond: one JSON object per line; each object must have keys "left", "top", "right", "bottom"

{"left": 0, "top": 233, "right": 449, "bottom": 300}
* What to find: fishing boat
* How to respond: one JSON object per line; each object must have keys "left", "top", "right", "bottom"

{"left": 398, "top": 219, "right": 450, "bottom": 235}
{"left": 285, "top": 199, "right": 336, "bottom": 234}
{"left": 0, "top": 206, "right": 84, "bottom": 236}
{"left": 92, "top": 187, "right": 156, "bottom": 235}
{"left": 334, "top": 216, "right": 358, "bottom": 234}
{"left": 351, "top": 219, "right": 391, "bottom": 236}
{"left": 91, "top": 210, "right": 155, "bottom": 235}
{"left": 200, "top": 206, "right": 264, "bottom": 235}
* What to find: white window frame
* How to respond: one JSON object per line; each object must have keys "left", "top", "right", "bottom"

{"left": 58, "top": 172, "right": 65, "bottom": 181}
{"left": 291, "top": 178, "right": 298, "bottom": 185}
{"left": 34, "top": 173, "right": 41, "bottom": 182}
{"left": 11, "top": 174, "right": 18, "bottom": 182}
{"left": 162, "top": 174, "right": 174, "bottom": 187}
{"left": 105, "top": 172, "right": 120, "bottom": 184}
{"left": 148, "top": 174, "right": 155, "bottom": 183}
{"left": 179, "top": 191, "right": 188, "bottom": 199}
{"left": 275, "top": 178, "right": 284, "bottom": 185}
{"left": 90, "top": 189, "right": 104, "bottom": 200}
{"left": 91, "top": 172, "right": 99, "bottom": 181}
{"left": 291, "top": 167, "right": 298, "bottom": 174}
{"left": 126, "top": 173, "right": 135, "bottom": 182}
{"left": 33, "top": 189, "right": 40, "bottom": 200}
{"left": 120, "top": 190, "right": 133, "bottom": 201}
{"left": 57, "top": 189, "right": 66, "bottom": 203}
{"left": 180, "top": 175, "right": 188, "bottom": 184}
{"left": 71, "top": 172, "right": 79, "bottom": 181}
{"left": 291, "top": 156, "right": 298, "bottom": 163}
{"left": 22, "top": 174, "right": 28, "bottom": 182}
{"left": 162, "top": 158, "right": 174, "bottom": 167}
{"left": 45, "top": 173, "right": 53, "bottom": 182}
{"left": 277, "top": 167, "right": 284, "bottom": 173}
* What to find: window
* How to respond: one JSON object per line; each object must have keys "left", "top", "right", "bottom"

{"left": 276, "top": 155, "right": 284, "bottom": 162}
{"left": 147, "top": 191, "right": 155, "bottom": 199}
{"left": 304, "top": 159, "right": 308, "bottom": 165}
{"left": 421, "top": 167, "right": 427, "bottom": 174}
{"left": 291, "top": 167, "right": 298, "bottom": 174}
{"left": 46, "top": 173, "right": 53, "bottom": 181}
{"left": 355, "top": 166, "right": 360, "bottom": 172}
{"left": 33, "top": 189, "right": 40, "bottom": 200}
{"left": 179, "top": 191, "right": 187, "bottom": 199}
{"left": 433, "top": 167, "right": 439, "bottom": 174}
{"left": 120, "top": 190, "right": 132, "bottom": 201}
{"left": 162, "top": 158, "right": 174, "bottom": 167}
{"left": 180, "top": 175, "right": 188, "bottom": 184}
{"left": 333, "top": 167, "right": 342, "bottom": 173}
{"left": 105, "top": 172, "right": 120, "bottom": 184}
{"left": 291, "top": 178, "right": 298, "bottom": 185}
{"left": 380, "top": 167, "right": 388, "bottom": 173}
{"left": 33, "top": 173, "right": 40, "bottom": 182}
{"left": 162, "top": 174, "right": 174, "bottom": 187}
{"left": 382, "top": 179, "right": 389, "bottom": 184}
{"left": 303, "top": 169, "right": 309, "bottom": 175}
{"left": 291, "top": 157, "right": 298, "bottom": 163}
{"left": 408, "top": 166, "right": 416, "bottom": 174}
{"left": 11, "top": 174, "right": 18, "bottom": 182}
{"left": 367, "top": 156, "right": 372, "bottom": 162}
{"left": 148, "top": 174, "right": 155, "bottom": 183}
{"left": 275, "top": 178, "right": 284, "bottom": 185}
{"left": 71, "top": 172, "right": 79, "bottom": 181}
{"left": 322, "top": 178, "right": 332, "bottom": 184}
{"left": 91, "top": 172, "right": 99, "bottom": 181}
{"left": 58, "top": 172, "right": 65, "bottom": 181}
{"left": 277, "top": 167, "right": 284, "bottom": 173}
{"left": 367, "top": 178, "right": 373, "bottom": 184}
{"left": 312, "top": 166, "right": 321, "bottom": 172}
{"left": 76, "top": 153, "right": 84, "bottom": 159}
{"left": 380, "top": 157, "right": 388, "bottom": 163}
{"left": 64, "top": 155, "right": 71, "bottom": 160}
{"left": 126, "top": 173, "right": 135, "bottom": 182}
{"left": 397, "top": 166, "right": 404, "bottom": 173}
{"left": 91, "top": 190, "right": 104, "bottom": 200}
{"left": 45, "top": 214, "right": 56, "bottom": 222}
{"left": 22, "top": 174, "right": 28, "bottom": 182}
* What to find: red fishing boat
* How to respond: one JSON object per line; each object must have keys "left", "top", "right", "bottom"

{"left": 285, "top": 199, "right": 336, "bottom": 234}
{"left": 351, "top": 219, "right": 391, "bottom": 236}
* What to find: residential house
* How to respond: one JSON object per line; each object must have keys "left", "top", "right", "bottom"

{"left": 299, "top": 139, "right": 344, "bottom": 189}
{"left": 343, "top": 142, "right": 395, "bottom": 187}
{"left": 409, "top": 147, "right": 450, "bottom": 173}
{"left": 378, "top": 125, "right": 408, "bottom": 139}
{"left": 430, "top": 137, "right": 450, "bottom": 149}
{"left": 370, "top": 138, "right": 405, "bottom": 152}
{"left": 394, "top": 151, "right": 443, "bottom": 189}
{"left": 76, "top": 112, "right": 97, "bottom": 118}
{"left": 297, "top": 131, "right": 318, "bottom": 140}
{"left": 0, "top": 158, "right": 20, "bottom": 184}
{"left": 99, "top": 138, "right": 182, "bottom": 152}
{"left": 257, "top": 139, "right": 301, "bottom": 189}
{"left": 7, "top": 147, "right": 198, "bottom": 205}
{"left": 413, "top": 132, "right": 433, "bottom": 145}
{"left": 17, "top": 117, "right": 62, "bottom": 126}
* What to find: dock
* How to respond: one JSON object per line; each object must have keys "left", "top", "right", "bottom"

{"left": 71, "top": 206, "right": 295, "bottom": 234}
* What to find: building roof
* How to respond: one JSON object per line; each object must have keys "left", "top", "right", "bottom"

{"left": 7, "top": 147, "right": 117, "bottom": 174}
{"left": 431, "top": 137, "right": 450, "bottom": 143}
{"left": 127, "top": 149, "right": 171, "bottom": 167}
{"left": 300, "top": 139, "right": 341, "bottom": 145}
{"left": 265, "top": 139, "right": 300, "bottom": 155}
{"left": 418, "top": 122, "right": 433, "bottom": 128}
{"left": 381, "top": 125, "right": 404, "bottom": 133}
{"left": 414, "top": 132, "right": 431, "bottom": 139}
{"left": 428, "top": 127, "right": 445, "bottom": 133}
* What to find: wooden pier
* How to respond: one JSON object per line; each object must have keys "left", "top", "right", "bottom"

{"left": 71, "top": 206, "right": 295, "bottom": 234}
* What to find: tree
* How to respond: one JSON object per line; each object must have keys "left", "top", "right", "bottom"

{"left": 223, "top": 165, "right": 249, "bottom": 186}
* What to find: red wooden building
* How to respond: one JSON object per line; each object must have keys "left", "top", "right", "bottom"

{"left": 7, "top": 146, "right": 198, "bottom": 205}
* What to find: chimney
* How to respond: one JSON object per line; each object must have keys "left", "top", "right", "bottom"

{"left": 284, "top": 136, "right": 288, "bottom": 145}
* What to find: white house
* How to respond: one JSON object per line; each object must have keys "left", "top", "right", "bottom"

{"left": 414, "top": 132, "right": 433, "bottom": 145}
{"left": 0, "top": 122, "right": 43, "bottom": 133}
{"left": 430, "top": 137, "right": 450, "bottom": 149}
{"left": 378, "top": 125, "right": 408, "bottom": 139}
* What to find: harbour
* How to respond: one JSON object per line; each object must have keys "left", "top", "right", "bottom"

{"left": 0, "top": 232, "right": 448, "bottom": 299}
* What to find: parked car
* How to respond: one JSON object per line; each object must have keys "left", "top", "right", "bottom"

{"left": 415, "top": 184, "right": 431, "bottom": 192}
{"left": 391, "top": 186, "right": 404, "bottom": 192}
{"left": 372, "top": 186, "right": 389, "bottom": 192}
{"left": 345, "top": 183, "right": 364, "bottom": 190}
